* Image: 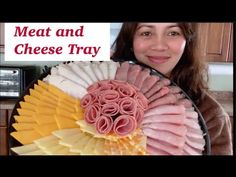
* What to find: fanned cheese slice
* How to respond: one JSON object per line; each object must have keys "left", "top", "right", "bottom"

{"left": 59, "top": 132, "right": 84, "bottom": 147}
{"left": 33, "top": 114, "right": 56, "bottom": 125}
{"left": 11, "top": 144, "right": 39, "bottom": 155}
{"left": 37, "top": 80, "right": 49, "bottom": 90}
{"left": 81, "top": 137, "right": 97, "bottom": 155}
{"left": 12, "top": 123, "right": 37, "bottom": 131}
{"left": 17, "top": 108, "right": 35, "bottom": 116}
{"left": 33, "top": 135, "right": 58, "bottom": 146}
{"left": 11, "top": 130, "right": 42, "bottom": 145}
{"left": 24, "top": 95, "right": 40, "bottom": 105}
{"left": 43, "top": 144, "right": 69, "bottom": 155}
{"left": 36, "top": 107, "right": 56, "bottom": 114}
{"left": 19, "top": 101, "right": 36, "bottom": 111}
{"left": 48, "top": 84, "right": 78, "bottom": 104}
{"left": 29, "top": 89, "right": 41, "bottom": 99}
{"left": 14, "top": 115, "right": 35, "bottom": 123}
{"left": 94, "top": 138, "right": 106, "bottom": 155}
{"left": 70, "top": 134, "right": 92, "bottom": 153}
{"left": 34, "top": 123, "right": 59, "bottom": 136}
{"left": 54, "top": 115, "right": 78, "bottom": 129}
{"left": 76, "top": 120, "right": 119, "bottom": 141}
{"left": 34, "top": 84, "right": 46, "bottom": 93}
{"left": 22, "top": 149, "right": 47, "bottom": 155}
{"left": 52, "top": 128, "right": 81, "bottom": 139}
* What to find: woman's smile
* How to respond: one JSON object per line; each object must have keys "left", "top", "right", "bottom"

{"left": 147, "top": 55, "right": 170, "bottom": 64}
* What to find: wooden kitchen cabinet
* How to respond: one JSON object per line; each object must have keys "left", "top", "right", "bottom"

{"left": 0, "top": 101, "right": 15, "bottom": 155}
{"left": 197, "top": 23, "right": 233, "bottom": 62}
{"left": 0, "top": 23, "right": 4, "bottom": 53}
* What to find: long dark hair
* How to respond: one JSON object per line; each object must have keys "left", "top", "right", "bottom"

{"left": 111, "top": 23, "right": 209, "bottom": 105}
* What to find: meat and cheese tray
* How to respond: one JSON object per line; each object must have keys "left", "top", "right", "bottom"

{"left": 8, "top": 60, "right": 211, "bottom": 155}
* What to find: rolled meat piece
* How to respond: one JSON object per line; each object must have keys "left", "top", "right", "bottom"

{"left": 99, "top": 90, "right": 120, "bottom": 104}
{"left": 116, "top": 83, "right": 136, "bottom": 98}
{"left": 101, "top": 103, "right": 119, "bottom": 117}
{"left": 118, "top": 97, "right": 137, "bottom": 116}
{"left": 113, "top": 115, "right": 137, "bottom": 136}
{"left": 84, "top": 104, "right": 101, "bottom": 124}
{"left": 80, "top": 93, "right": 97, "bottom": 109}
{"left": 95, "top": 115, "right": 113, "bottom": 134}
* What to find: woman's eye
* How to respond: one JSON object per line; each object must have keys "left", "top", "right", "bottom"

{"left": 168, "top": 31, "right": 181, "bottom": 36}
{"left": 141, "top": 31, "right": 151, "bottom": 36}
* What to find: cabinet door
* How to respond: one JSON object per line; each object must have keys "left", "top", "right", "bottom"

{"left": 197, "top": 23, "right": 233, "bottom": 62}
{"left": 0, "top": 23, "right": 4, "bottom": 53}
{"left": 0, "top": 109, "right": 12, "bottom": 155}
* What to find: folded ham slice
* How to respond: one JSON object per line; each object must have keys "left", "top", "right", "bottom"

{"left": 95, "top": 116, "right": 113, "bottom": 134}
{"left": 113, "top": 115, "right": 137, "bottom": 136}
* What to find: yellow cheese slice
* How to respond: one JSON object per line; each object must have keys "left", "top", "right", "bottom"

{"left": 76, "top": 120, "right": 118, "bottom": 141}
{"left": 37, "top": 80, "right": 49, "bottom": 90}
{"left": 17, "top": 108, "right": 35, "bottom": 116}
{"left": 29, "top": 89, "right": 41, "bottom": 99}
{"left": 70, "top": 134, "right": 92, "bottom": 153}
{"left": 22, "top": 149, "right": 46, "bottom": 155}
{"left": 12, "top": 123, "right": 37, "bottom": 131}
{"left": 34, "top": 84, "right": 46, "bottom": 93}
{"left": 59, "top": 132, "right": 84, "bottom": 147}
{"left": 52, "top": 128, "right": 81, "bottom": 139}
{"left": 19, "top": 101, "right": 36, "bottom": 111}
{"left": 24, "top": 95, "right": 40, "bottom": 105}
{"left": 94, "top": 138, "right": 106, "bottom": 155}
{"left": 14, "top": 115, "right": 36, "bottom": 123}
{"left": 36, "top": 107, "right": 56, "bottom": 114}
{"left": 56, "top": 108, "right": 83, "bottom": 120}
{"left": 11, "top": 130, "right": 42, "bottom": 145}
{"left": 81, "top": 137, "right": 97, "bottom": 154}
{"left": 34, "top": 123, "right": 59, "bottom": 136}
{"left": 11, "top": 144, "right": 40, "bottom": 155}
{"left": 48, "top": 84, "right": 78, "bottom": 104}
{"left": 54, "top": 115, "right": 78, "bottom": 129}
{"left": 33, "top": 114, "right": 55, "bottom": 125}
{"left": 43, "top": 144, "right": 68, "bottom": 155}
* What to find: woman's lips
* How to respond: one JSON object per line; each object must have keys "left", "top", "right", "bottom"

{"left": 147, "top": 56, "right": 170, "bottom": 64}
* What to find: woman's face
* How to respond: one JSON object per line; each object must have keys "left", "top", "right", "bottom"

{"left": 133, "top": 23, "right": 186, "bottom": 76}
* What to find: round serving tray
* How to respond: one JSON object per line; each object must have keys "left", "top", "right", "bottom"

{"left": 8, "top": 60, "right": 211, "bottom": 155}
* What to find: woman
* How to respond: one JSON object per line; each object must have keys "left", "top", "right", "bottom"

{"left": 111, "top": 23, "right": 232, "bottom": 155}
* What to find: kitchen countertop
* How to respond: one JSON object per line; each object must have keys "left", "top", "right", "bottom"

{"left": 209, "top": 91, "right": 233, "bottom": 117}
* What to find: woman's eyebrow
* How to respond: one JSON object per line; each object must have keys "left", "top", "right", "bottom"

{"left": 136, "top": 25, "right": 154, "bottom": 30}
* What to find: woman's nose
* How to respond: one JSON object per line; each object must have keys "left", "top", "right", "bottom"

{"left": 150, "top": 36, "right": 168, "bottom": 51}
